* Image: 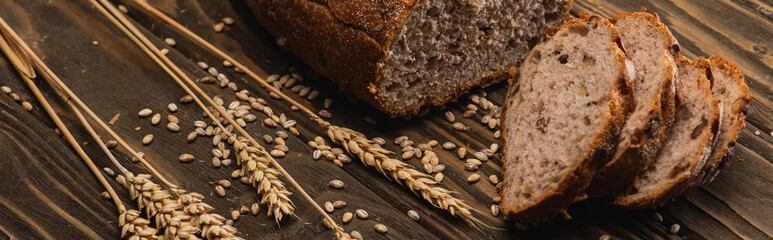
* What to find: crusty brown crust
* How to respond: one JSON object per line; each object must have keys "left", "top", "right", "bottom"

{"left": 586, "top": 12, "right": 679, "bottom": 197}
{"left": 499, "top": 15, "right": 635, "bottom": 223}
{"left": 695, "top": 56, "right": 752, "bottom": 185}
{"left": 612, "top": 57, "right": 721, "bottom": 209}
{"left": 245, "top": 0, "right": 573, "bottom": 116}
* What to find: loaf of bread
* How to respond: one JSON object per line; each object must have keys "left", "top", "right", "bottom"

{"left": 694, "top": 57, "right": 752, "bottom": 185}
{"left": 245, "top": 0, "right": 573, "bottom": 116}
{"left": 585, "top": 12, "right": 678, "bottom": 197}
{"left": 612, "top": 57, "right": 721, "bottom": 208}
{"left": 499, "top": 14, "right": 634, "bottom": 223}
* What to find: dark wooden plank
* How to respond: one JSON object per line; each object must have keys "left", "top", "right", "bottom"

{"left": 0, "top": 0, "right": 770, "bottom": 239}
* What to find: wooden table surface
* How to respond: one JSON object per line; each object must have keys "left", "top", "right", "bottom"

{"left": 0, "top": 0, "right": 770, "bottom": 239}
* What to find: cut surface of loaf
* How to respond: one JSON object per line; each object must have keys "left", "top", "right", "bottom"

{"left": 245, "top": 0, "right": 572, "bottom": 116}
{"left": 500, "top": 15, "right": 634, "bottom": 223}
{"left": 586, "top": 12, "right": 679, "bottom": 197}
{"left": 695, "top": 57, "right": 752, "bottom": 185}
{"left": 613, "top": 57, "right": 720, "bottom": 208}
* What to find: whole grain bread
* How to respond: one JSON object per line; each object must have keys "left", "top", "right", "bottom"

{"left": 613, "top": 57, "right": 721, "bottom": 209}
{"left": 694, "top": 56, "right": 752, "bottom": 185}
{"left": 586, "top": 12, "right": 679, "bottom": 197}
{"left": 245, "top": 0, "right": 572, "bottom": 116}
{"left": 499, "top": 14, "right": 634, "bottom": 223}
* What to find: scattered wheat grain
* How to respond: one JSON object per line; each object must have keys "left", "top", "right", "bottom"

{"left": 163, "top": 37, "right": 176, "bottom": 46}
{"left": 489, "top": 175, "right": 499, "bottom": 184}
{"left": 105, "top": 139, "right": 118, "bottom": 149}
{"left": 474, "top": 152, "right": 488, "bottom": 161}
{"left": 186, "top": 131, "right": 198, "bottom": 142}
{"left": 457, "top": 148, "right": 467, "bottom": 159}
{"left": 329, "top": 180, "right": 344, "bottom": 189}
{"left": 325, "top": 202, "right": 334, "bottom": 213}
{"left": 264, "top": 118, "right": 277, "bottom": 127}
{"left": 434, "top": 173, "right": 444, "bottom": 183}
{"left": 490, "top": 143, "right": 499, "bottom": 152}
{"left": 670, "top": 224, "right": 680, "bottom": 234}
{"left": 103, "top": 167, "right": 115, "bottom": 176}
{"left": 200, "top": 75, "right": 216, "bottom": 84}
{"left": 351, "top": 231, "right": 362, "bottom": 240}
{"left": 342, "top": 212, "right": 353, "bottom": 223}
{"left": 653, "top": 212, "right": 663, "bottom": 222}
{"left": 464, "top": 163, "right": 478, "bottom": 171}
{"left": 407, "top": 210, "right": 420, "bottom": 221}
{"left": 308, "top": 90, "right": 320, "bottom": 100}
{"left": 138, "top": 108, "right": 152, "bottom": 117}
{"left": 374, "top": 224, "right": 387, "bottom": 233}
{"left": 179, "top": 153, "right": 194, "bottom": 162}
{"left": 444, "top": 111, "right": 455, "bottom": 122}
{"left": 167, "top": 122, "right": 180, "bottom": 132}
{"left": 401, "top": 151, "right": 415, "bottom": 160}
{"left": 213, "top": 22, "right": 225, "bottom": 32}
{"left": 270, "top": 149, "right": 285, "bottom": 158}
{"left": 251, "top": 203, "right": 260, "bottom": 215}
{"left": 215, "top": 186, "right": 226, "bottom": 197}
{"left": 142, "top": 134, "right": 153, "bottom": 145}
{"left": 355, "top": 209, "right": 368, "bottom": 219}
{"left": 468, "top": 174, "right": 481, "bottom": 183}
{"left": 488, "top": 118, "right": 498, "bottom": 129}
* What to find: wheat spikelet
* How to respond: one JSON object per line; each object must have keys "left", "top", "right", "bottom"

{"left": 178, "top": 193, "right": 242, "bottom": 240}
{"left": 233, "top": 136, "right": 294, "bottom": 223}
{"left": 119, "top": 173, "right": 207, "bottom": 240}
{"left": 119, "top": 209, "right": 160, "bottom": 240}
{"left": 323, "top": 123, "right": 477, "bottom": 224}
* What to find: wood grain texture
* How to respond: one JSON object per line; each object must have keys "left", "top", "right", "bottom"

{"left": 0, "top": 0, "right": 769, "bottom": 239}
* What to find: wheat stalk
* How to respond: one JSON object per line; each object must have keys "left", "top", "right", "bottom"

{"left": 0, "top": 19, "right": 163, "bottom": 240}
{"left": 0, "top": 16, "right": 246, "bottom": 240}
{"left": 88, "top": 0, "right": 296, "bottom": 223}
{"left": 0, "top": 15, "right": 177, "bottom": 189}
{"left": 89, "top": 0, "right": 348, "bottom": 237}
{"left": 325, "top": 123, "right": 477, "bottom": 222}
{"left": 130, "top": 0, "right": 479, "bottom": 225}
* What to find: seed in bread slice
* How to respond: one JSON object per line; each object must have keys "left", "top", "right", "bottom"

{"left": 586, "top": 12, "right": 679, "bottom": 197}
{"left": 499, "top": 14, "right": 634, "bottom": 223}
{"left": 613, "top": 57, "right": 721, "bottom": 208}
{"left": 694, "top": 56, "right": 752, "bottom": 185}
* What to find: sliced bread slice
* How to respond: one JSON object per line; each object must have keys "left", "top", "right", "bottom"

{"left": 499, "top": 15, "right": 634, "bottom": 223}
{"left": 586, "top": 12, "right": 679, "bottom": 197}
{"left": 613, "top": 57, "right": 720, "bottom": 208}
{"left": 694, "top": 57, "right": 752, "bottom": 185}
